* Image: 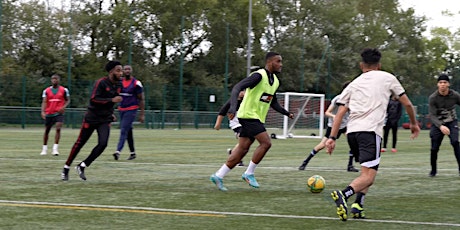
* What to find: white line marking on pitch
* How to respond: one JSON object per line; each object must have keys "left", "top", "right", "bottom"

{"left": 0, "top": 157, "right": 451, "bottom": 174}
{"left": 0, "top": 200, "right": 459, "bottom": 227}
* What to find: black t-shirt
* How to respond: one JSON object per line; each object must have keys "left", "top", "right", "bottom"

{"left": 84, "top": 76, "right": 121, "bottom": 124}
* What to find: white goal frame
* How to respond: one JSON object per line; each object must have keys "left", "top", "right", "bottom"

{"left": 273, "top": 92, "right": 325, "bottom": 139}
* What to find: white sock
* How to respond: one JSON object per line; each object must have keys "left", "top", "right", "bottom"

{"left": 53, "top": 144, "right": 58, "bottom": 150}
{"left": 244, "top": 161, "right": 258, "bottom": 175}
{"left": 42, "top": 145, "right": 47, "bottom": 151}
{"left": 215, "top": 164, "right": 231, "bottom": 178}
{"left": 64, "top": 165, "right": 70, "bottom": 169}
{"left": 80, "top": 162, "right": 87, "bottom": 167}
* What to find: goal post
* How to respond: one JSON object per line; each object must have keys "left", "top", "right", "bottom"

{"left": 265, "top": 92, "right": 325, "bottom": 139}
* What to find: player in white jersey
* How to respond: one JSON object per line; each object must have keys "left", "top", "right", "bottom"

{"left": 326, "top": 48, "right": 419, "bottom": 221}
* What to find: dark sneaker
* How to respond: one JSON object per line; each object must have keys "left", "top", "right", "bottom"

{"left": 61, "top": 168, "right": 69, "bottom": 181}
{"left": 331, "top": 190, "right": 348, "bottom": 221}
{"left": 351, "top": 203, "right": 366, "bottom": 219}
{"left": 113, "top": 151, "right": 120, "bottom": 160}
{"left": 75, "top": 164, "right": 86, "bottom": 181}
{"left": 429, "top": 170, "right": 436, "bottom": 177}
{"left": 347, "top": 166, "right": 359, "bottom": 172}
{"left": 127, "top": 153, "right": 136, "bottom": 160}
{"left": 298, "top": 163, "right": 306, "bottom": 170}
{"left": 237, "top": 161, "right": 244, "bottom": 166}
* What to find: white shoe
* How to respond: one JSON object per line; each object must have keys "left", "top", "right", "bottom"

{"left": 52, "top": 150, "right": 60, "bottom": 156}
{"left": 40, "top": 150, "right": 47, "bottom": 156}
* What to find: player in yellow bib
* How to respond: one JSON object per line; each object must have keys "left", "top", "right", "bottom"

{"left": 210, "top": 52, "right": 294, "bottom": 191}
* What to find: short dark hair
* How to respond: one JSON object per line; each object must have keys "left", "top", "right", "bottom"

{"left": 265, "top": 52, "right": 280, "bottom": 62}
{"left": 361, "top": 48, "right": 381, "bottom": 65}
{"left": 51, "top": 74, "right": 60, "bottom": 79}
{"left": 105, "top": 60, "right": 122, "bottom": 72}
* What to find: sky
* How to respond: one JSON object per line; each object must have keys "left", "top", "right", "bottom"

{"left": 399, "top": 0, "right": 460, "bottom": 36}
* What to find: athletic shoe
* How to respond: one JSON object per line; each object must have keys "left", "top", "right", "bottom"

{"left": 351, "top": 203, "right": 366, "bottom": 219}
{"left": 380, "top": 148, "right": 387, "bottom": 152}
{"left": 347, "top": 166, "right": 359, "bottom": 172}
{"left": 237, "top": 161, "right": 244, "bottom": 166}
{"left": 61, "top": 168, "right": 69, "bottom": 181}
{"left": 242, "top": 173, "right": 259, "bottom": 188}
{"left": 391, "top": 148, "right": 397, "bottom": 153}
{"left": 428, "top": 170, "right": 436, "bottom": 177}
{"left": 127, "top": 153, "right": 136, "bottom": 160}
{"left": 40, "top": 150, "right": 47, "bottom": 156}
{"left": 75, "top": 164, "right": 86, "bottom": 181}
{"left": 52, "top": 150, "right": 59, "bottom": 156}
{"left": 113, "top": 151, "right": 120, "bottom": 160}
{"left": 210, "top": 174, "right": 227, "bottom": 191}
{"left": 331, "top": 190, "right": 348, "bottom": 221}
{"left": 298, "top": 164, "right": 307, "bottom": 170}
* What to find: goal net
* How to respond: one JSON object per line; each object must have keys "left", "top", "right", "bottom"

{"left": 265, "top": 92, "right": 325, "bottom": 139}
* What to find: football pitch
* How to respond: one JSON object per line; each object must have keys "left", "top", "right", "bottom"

{"left": 1, "top": 127, "right": 459, "bottom": 229}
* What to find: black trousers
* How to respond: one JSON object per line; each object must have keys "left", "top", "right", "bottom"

{"left": 430, "top": 120, "right": 460, "bottom": 171}
{"left": 65, "top": 120, "right": 111, "bottom": 167}
{"left": 383, "top": 123, "right": 398, "bottom": 148}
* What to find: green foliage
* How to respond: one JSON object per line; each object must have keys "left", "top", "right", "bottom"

{"left": 0, "top": 0, "right": 459, "bottom": 107}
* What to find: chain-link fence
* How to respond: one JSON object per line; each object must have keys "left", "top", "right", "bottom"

{"left": 0, "top": 75, "right": 457, "bottom": 130}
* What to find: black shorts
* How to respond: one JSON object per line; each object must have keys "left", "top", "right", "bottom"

{"left": 45, "top": 114, "right": 64, "bottom": 127}
{"left": 232, "top": 126, "right": 242, "bottom": 138}
{"left": 347, "top": 132, "right": 381, "bottom": 170}
{"left": 325, "top": 126, "right": 347, "bottom": 139}
{"left": 238, "top": 119, "right": 266, "bottom": 141}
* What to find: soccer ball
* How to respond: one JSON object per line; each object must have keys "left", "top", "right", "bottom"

{"left": 307, "top": 175, "right": 326, "bottom": 193}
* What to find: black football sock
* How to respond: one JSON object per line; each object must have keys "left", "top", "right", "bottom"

{"left": 348, "top": 151, "right": 353, "bottom": 167}
{"left": 354, "top": 192, "right": 366, "bottom": 207}
{"left": 342, "top": 186, "right": 355, "bottom": 200}
{"left": 302, "top": 150, "right": 316, "bottom": 164}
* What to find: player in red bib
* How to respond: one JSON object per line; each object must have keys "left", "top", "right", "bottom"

{"left": 40, "top": 74, "right": 70, "bottom": 156}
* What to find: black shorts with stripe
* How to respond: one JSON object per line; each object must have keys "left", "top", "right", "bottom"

{"left": 347, "top": 131, "right": 382, "bottom": 170}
